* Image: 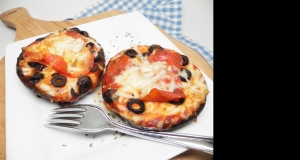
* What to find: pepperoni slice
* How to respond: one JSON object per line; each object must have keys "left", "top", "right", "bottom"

{"left": 148, "top": 50, "right": 183, "bottom": 69}
{"left": 141, "top": 88, "right": 186, "bottom": 102}
{"left": 43, "top": 54, "right": 68, "bottom": 75}
{"left": 43, "top": 53, "right": 94, "bottom": 77}
{"left": 102, "top": 54, "right": 131, "bottom": 85}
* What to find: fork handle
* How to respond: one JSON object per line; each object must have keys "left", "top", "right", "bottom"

{"left": 111, "top": 126, "right": 213, "bottom": 154}
{"left": 122, "top": 128, "right": 213, "bottom": 144}
{"left": 111, "top": 120, "right": 213, "bottom": 144}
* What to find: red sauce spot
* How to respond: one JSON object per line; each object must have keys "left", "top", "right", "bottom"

{"left": 193, "top": 64, "right": 197, "bottom": 70}
{"left": 145, "top": 117, "right": 163, "bottom": 128}
{"left": 163, "top": 116, "right": 172, "bottom": 128}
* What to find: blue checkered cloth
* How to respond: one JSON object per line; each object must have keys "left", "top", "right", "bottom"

{"left": 73, "top": 0, "right": 213, "bottom": 67}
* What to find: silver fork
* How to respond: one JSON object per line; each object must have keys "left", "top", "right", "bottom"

{"left": 44, "top": 104, "right": 213, "bottom": 154}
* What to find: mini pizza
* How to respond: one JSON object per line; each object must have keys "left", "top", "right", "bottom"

{"left": 101, "top": 44, "right": 209, "bottom": 131}
{"left": 16, "top": 27, "right": 105, "bottom": 106}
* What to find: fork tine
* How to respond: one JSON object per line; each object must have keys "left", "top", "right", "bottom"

{"left": 46, "top": 118, "right": 81, "bottom": 125}
{"left": 49, "top": 113, "right": 84, "bottom": 118}
{"left": 44, "top": 123, "right": 78, "bottom": 130}
{"left": 51, "top": 107, "right": 86, "bottom": 112}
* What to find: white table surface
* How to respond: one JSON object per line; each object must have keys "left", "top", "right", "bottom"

{"left": 0, "top": 0, "right": 213, "bottom": 60}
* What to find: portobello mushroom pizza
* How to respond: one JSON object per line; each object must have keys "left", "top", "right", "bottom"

{"left": 101, "top": 44, "right": 209, "bottom": 131}
{"left": 16, "top": 27, "right": 105, "bottom": 106}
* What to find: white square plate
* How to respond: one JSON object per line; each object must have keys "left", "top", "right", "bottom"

{"left": 5, "top": 11, "right": 213, "bottom": 160}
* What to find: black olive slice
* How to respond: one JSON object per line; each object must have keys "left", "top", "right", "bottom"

{"left": 148, "top": 44, "right": 164, "bottom": 53}
{"left": 94, "top": 50, "right": 104, "bottom": 62}
{"left": 90, "top": 63, "right": 99, "bottom": 72}
{"left": 77, "top": 76, "right": 92, "bottom": 94}
{"left": 35, "top": 64, "right": 46, "bottom": 71}
{"left": 28, "top": 62, "right": 46, "bottom": 70}
{"left": 80, "top": 31, "right": 89, "bottom": 37}
{"left": 31, "top": 72, "right": 44, "bottom": 79}
{"left": 86, "top": 42, "right": 95, "bottom": 48}
{"left": 70, "top": 27, "right": 80, "bottom": 33}
{"left": 29, "top": 72, "right": 44, "bottom": 84}
{"left": 28, "top": 62, "right": 39, "bottom": 67}
{"left": 51, "top": 73, "right": 60, "bottom": 77}
{"left": 35, "top": 37, "right": 45, "bottom": 42}
{"left": 180, "top": 68, "right": 192, "bottom": 82}
{"left": 127, "top": 99, "right": 145, "bottom": 114}
{"left": 103, "top": 89, "right": 117, "bottom": 103}
{"left": 71, "top": 88, "right": 81, "bottom": 97}
{"left": 169, "top": 98, "right": 185, "bottom": 105}
{"left": 51, "top": 75, "right": 67, "bottom": 87}
{"left": 181, "top": 55, "right": 189, "bottom": 66}
{"left": 142, "top": 52, "right": 151, "bottom": 57}
{"left": 124, "top": 49, "right": 137, "bottom": 58}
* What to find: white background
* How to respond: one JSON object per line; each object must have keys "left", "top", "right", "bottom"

{"left": 0, "top": 0, "right": 213, "bottom": 60}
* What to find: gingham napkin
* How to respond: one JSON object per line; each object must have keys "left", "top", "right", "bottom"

{"left": 73, "top": 0, "right": 213, "bottom": 67}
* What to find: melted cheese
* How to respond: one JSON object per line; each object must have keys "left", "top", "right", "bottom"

{"left": 114, "top": 54, "right": 181, "bottom": 99}
{"left": 28, "top": 34, "right": 84, "bottom": 56}
{"left": 21, "top": 67, "right": 34, "bottom": 76}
